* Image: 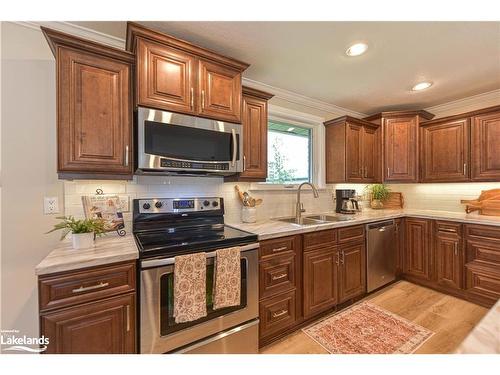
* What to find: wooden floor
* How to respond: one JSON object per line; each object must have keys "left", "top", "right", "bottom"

{"left": 260, "top": 281, "right": 488, "bottom": 354}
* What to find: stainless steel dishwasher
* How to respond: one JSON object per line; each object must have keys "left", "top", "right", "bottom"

{"left": 366, "top": 220, "right": 396, "bottom": 292}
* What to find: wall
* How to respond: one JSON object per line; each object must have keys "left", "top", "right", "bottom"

{"left": 0, "top": 22, "right": 64, "bottom": 346}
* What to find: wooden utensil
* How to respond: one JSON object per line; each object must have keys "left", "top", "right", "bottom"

{"left": 254, "top": 198, "right": 263, "bottom": 206}
{"left": 235, "top": 185, "right": 245, "bottom": 204}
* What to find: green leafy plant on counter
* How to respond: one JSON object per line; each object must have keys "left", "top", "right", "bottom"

{"left": 365, "top": 184, "right": 391, "bottom": 201}
{"left": 46, "top": 216, "right": 106, "bottom": 240}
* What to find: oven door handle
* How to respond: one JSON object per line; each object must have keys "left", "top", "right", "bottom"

{"left": 231, "top": 128, "right": 237, "bottom": 167}
{"left": 141, "top": 242, "right": 259, "bottom": 268}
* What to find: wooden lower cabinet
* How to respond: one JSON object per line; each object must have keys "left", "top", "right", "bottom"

{"left": 404, "top": 218, "right": 432, "bottom": 281}
{"left": 338, "top": 241, "right": 366, "bottom": 303}
{"left": 395, "top": 219, "right": 404, "bottom": 275}
{"left": 435, "top": 233, "right": 463, "bottom": 290}
{"left": 259, "top": 290, "right": 297, "bottom": 340}
{"left": 303, "top": 247, "right": 338, "bottom": 318}
{"left": 39, "top": 261, "right": 137, "bottom": 354}
{"left": 41, "top": 293, "right": 135, "bottom": 354}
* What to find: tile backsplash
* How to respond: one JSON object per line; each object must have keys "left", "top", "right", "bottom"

{"left": 64, "top": 177, "right": 500, "bottom": 232}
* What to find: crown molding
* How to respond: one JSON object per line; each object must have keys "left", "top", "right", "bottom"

{"left": 424, "top": 89, "right": 500, "bottom": 118}
{"left": 242, "top": 78, "right": 367, "bottom": 119}
{"left": 12, "top": 21, "right": 126, "bottom": 49}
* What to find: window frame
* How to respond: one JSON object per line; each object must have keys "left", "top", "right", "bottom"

{"left": 250, "top": 104, "right": 326, "bottom": 191}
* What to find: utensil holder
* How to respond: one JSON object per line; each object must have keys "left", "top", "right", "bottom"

{"left": 241, "top": 206, "right": 257, "bottom": 223}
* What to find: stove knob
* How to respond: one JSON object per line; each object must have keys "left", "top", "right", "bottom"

{"left": 155, "top": 201, "right": 163, "bottom": 209}
{"left": 212, "top": 201, "right": 219, "bottom": 207}
{"left": 142, "top": 203, "right": 151, "bottom": 210}
{"left": 203, "top": 200, "right": 210, "bottom": 207}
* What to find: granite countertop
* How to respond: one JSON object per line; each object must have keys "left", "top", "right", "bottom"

{"left": 456, "top": 298, "right": 500, "bottom": 354}
{"left": 227, "top": 209, "right": 500, "bottom": 240}
{"left": 35, "top": 233, "right": 139, "bottom": 276}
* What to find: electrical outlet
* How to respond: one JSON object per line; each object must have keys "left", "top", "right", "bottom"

{"left": 44, "top": 197, "right": 59, "bottom": 214}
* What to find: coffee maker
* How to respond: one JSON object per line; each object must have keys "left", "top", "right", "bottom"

{"left": 335, "top": 189, "right": 359, "bottom": 214}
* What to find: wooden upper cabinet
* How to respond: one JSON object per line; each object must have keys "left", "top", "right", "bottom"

{"left": 364, "top": 110, "right": 434, "bottom": 183}
{"left": 42, "top": 27, "right": 134, "bottom": 179}
{"left": 345, "top": 122, "right": 364, "bottom": 182}
{"left": 471, "top": 108, "right": 500, "bottom": 181}
{"left": 239, "top": 87, "right": 274, "bottom": 180}
{"left": 126, "top": 22, "right": 249, "bottom": 123}
{"left": 198, "top": 59, "right": 242, "bottom": 123}
{"left": 137, "top": 37, "right": 196, "bottom": 115}
{"left": 420, "top": 117, "right": 470, "bottom": 182}
{"left": 404, "top": 218, "right": 432, "bottom": 281}
{"left": 324, "top": 116, "right": 381, "bottom": 183}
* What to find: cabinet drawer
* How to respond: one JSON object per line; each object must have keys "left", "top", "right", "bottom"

{"left": 39, "top": 261, "right": 136, "bottom": 312}
{"left": 260, "top": 236, "right": 298, "bottom": 258}
{"left": 303, "top": 229, "right": 337, "bottom": 251}
{"left": 465, "top": 264, "right": 500, "bottom": 302}
{"left": 259, "top": 254, "right": 296, "bottom": 299}
{"left": 466, "top": 224, "right": 500, "bottom": 241}
{"left": 338, "top": 225, "right": 365, "bottom": 243}
{"left": 259, "top": 290, "right": 296, "bottom": 338}
{"left": 436, "top": 221, "right": 463, "bottom": 236}
{"left": 466, "top": 238, "right": 500, "bottom": 267}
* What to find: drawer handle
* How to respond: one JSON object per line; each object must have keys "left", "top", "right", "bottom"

{"left": 272, "top": 246, "right": 288, "bottom": 253}
{"left": 439, "top": 228, "right": 457, "bottom": 233}
{"left": 272, "top": 309, "right": 288, "bottom": 318}
{"left": 72, "top": 282, "right": 109, "bottom": 293}
{"left": 272, "top": 273, "right": 288, "bottom": 281}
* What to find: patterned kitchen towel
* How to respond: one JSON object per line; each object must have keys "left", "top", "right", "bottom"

{"left": 213, "top": 246, "right": 241, "bottom": 310}
{"left": 173, "top": 252, "right": 207, "bottom": 323}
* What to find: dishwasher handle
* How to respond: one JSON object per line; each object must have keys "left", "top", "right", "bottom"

{"left": 366, "top": 220, "right": 395, "bottom": 230}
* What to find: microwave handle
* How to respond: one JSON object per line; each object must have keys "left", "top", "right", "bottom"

{"left": 231, "top": 129, "right": 237, "bottom": 167}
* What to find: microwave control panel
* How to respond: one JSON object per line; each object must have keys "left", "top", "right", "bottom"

{"left": 160, "top": 158, "right": 229, "bottom": 171}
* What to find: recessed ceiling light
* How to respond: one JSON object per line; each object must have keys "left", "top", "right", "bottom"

{"left": 287, "top": 127, "right": 295, "bottom": 132}
{"left": 412, "top": 81, "right": 433, "bottom": 91}
{"left": 346, "top": 43, "right": 368, "bottom": 57}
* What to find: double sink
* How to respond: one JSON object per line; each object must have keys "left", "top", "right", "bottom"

{"left": 274, "top": 214, "right": 355, "bottom": 226}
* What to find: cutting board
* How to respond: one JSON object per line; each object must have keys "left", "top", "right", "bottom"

{"left": 382, "top": 192, "right": 404, "bottom": 209}
{"left": 461, "top": 189, "right": 500, "bottom": 216}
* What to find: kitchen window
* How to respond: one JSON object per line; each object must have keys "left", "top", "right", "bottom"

{"left": 266, "top": 121, "right": 312, "bottom": 184}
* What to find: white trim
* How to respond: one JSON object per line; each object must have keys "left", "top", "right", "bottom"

{"left": 424, "top": 89, "right": 500, "bottom": 118}
{"left": 243, "top": 78, "right": 366, "bottom": 119}
{"left": 11, "top": 21, "right": 126, "bottom": 49}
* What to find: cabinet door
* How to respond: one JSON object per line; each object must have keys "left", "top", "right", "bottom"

{"left": 345, "top": 123, "right": 364, "bottom": 182}
{"left": 421, "top": 118, "right": 470, "bottom": 182}
{"left": 303, "top": 247, "right": 338, "bottom": 318}
{"left": 58, "top": 47, "right": 132, "bottom": 176}
{"left": 240, "top": 94, "right": 267, "bottom": 179}
{"left": 435, "top": 234, "right": 463, "bottom": 290}
{"left": 362, "top": 125, "right": 381, "bottom": 182}
{"left": 404, "top": 219, "right": 432, "bottom": 281}
{"left": 384, "top": 117, "right": 418, "bottom": 182}
{"left": 471, "top": 111, "right": 500, "bottom": 181}
{"left": 137, "top": 38, "right": 196, "bottom": 115}
{"left": 339, "top": 242, "right": 366, "bottom": 303}
{"left": 198, "top": 59, "right": 242, "bottom": 123}
{"left": 41, "top": 294, "right": 135, "bottom": 354}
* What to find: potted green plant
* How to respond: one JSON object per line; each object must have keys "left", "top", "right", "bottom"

{"left": 365, "top": 184, "right": 391, "bottom": 209}
{"left": 47, "top": 216, "right": 106, "bottom": 249}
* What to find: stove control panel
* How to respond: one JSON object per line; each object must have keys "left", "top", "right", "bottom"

{"left": 138, "top": 198, "right": 223, "bottom": 214}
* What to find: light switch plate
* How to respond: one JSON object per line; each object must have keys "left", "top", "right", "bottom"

{"left": 118, "top": 195, "right": 130, "bottom": 212}
{"left": 44, "top": 197, "right": 59, "bottom": 214}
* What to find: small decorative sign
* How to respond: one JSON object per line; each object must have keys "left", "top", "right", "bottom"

{"left": 81, "top": 192, "right": 126, "bottom": 235}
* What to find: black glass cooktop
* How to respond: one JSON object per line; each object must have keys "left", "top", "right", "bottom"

{"left": 134, "top": 225, "right": 257, "bottom": 258}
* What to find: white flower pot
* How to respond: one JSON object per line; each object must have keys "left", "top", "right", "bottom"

{"left": 241, "top": 207, "right": 257, "bottom": 223}
{"left": 72, "top": 232, "right": 95, "bottom": 250}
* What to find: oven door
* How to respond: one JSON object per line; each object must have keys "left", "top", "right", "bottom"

{"left": 140, "top": 244, "right": 258, "bottom": 354}
{"left": 137, "top": 107, "right": 242, "bottom": 175}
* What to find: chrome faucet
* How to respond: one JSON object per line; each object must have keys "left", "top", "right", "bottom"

{"left": 295, "top": 182, "right": 320, "bottom": 222}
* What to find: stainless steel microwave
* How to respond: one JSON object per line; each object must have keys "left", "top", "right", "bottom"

{"left": 137, "top": 107, "right": 242, "bottom": 176}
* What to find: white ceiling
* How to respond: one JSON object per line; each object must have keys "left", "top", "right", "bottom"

{"left": 73, "top": 21, "right": 500, "bottom": 114}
